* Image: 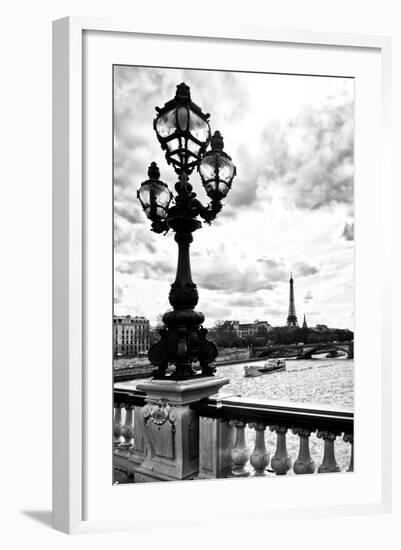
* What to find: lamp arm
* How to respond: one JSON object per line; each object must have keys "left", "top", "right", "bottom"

{"left": 150, "top": 218, "right": 170, "bottom": 234}
{"left": 191, "top": 197, "right": 222, "bottom": 224}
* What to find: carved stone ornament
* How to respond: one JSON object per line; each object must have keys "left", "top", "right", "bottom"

{"left": 143, "top": 399, "right": 176, "bottom": 428}
{"left": 316, "top": 430, "right": 339, "bottom": 441}
{"left": 343, "top": 433, "right": 353, "bottom": 444}
{"left": 269, "top": 425, "right": 288, "bottom": 435}
{"left": 292, "top": 427, "right": 313, "bottom": 438}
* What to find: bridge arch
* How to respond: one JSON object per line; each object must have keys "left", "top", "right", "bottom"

{"left": 255, "top": 341, "right": 353, "bottom": 360}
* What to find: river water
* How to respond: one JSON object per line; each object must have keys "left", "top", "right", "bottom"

{"left": 219, "top": 357, "right": 353, "bottom": 472}
{"left": 117, "top": 356, "right": 354, "bottom": 473}
{"left": 218, "top": 357, "right": 354, "bottom": 409}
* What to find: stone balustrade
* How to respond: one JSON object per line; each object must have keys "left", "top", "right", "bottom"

{"left": 113, "top": 386, "right": 353, "bottom": 482}
{"left": 113, "top": 389, "right": 146, "bottom": 483}
{"left": 193, "top": 395, "right": 354, "bottom": 478}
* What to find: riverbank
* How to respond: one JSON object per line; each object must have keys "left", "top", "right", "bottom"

{"left": 113, "top": 349, "right": 257, "bottom": 380}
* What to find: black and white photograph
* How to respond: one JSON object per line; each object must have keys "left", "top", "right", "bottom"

{"left": 2, "top": 1, "right": 397, "bottom": 544}
{"left": 113, "top": 65, "right": 354, "bottom": 483}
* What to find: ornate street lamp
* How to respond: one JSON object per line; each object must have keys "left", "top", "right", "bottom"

{"left": 138, "top": 82, "right": 236, "bottom": 379}
{"left": 199, "top": 130, "right": 236, "bottom": 200}
{"left": 154, "top": 82, "right": 211, "bottom": 175}
{"left": 137, "top": 161, "right": 172, "bottom": 233}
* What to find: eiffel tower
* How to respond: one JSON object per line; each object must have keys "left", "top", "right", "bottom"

{"left": 286, "top": 273, "right": 298, "bottom": 327}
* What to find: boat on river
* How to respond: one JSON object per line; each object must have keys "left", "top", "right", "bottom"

{"left": 244, "top": 359, "right": 286, "bottom": 377}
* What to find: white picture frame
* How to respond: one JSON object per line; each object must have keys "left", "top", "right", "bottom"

{"left": 52, "top": 16, "right": 392, "bottom": 534}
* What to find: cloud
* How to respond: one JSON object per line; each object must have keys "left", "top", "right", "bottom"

{"left": 197, "top": 265, "right": 275, "bottom": 293}
{"left": 293, "top": 261, "right": 318, "bottom": 277}
{"left": 179, "top": 69, "right": 251, "bottom": 124}
{"left": 114, "top": 222, "right": 132, "bottom": 253}
{"left": 114, "top": 224, "right": 161, "bottom": 255}
{"left": 201, "top": 303, "right": 233, "bottom": 319}
{"left": 342, "top": 221, "right": 354, "bottom": 241}
{"left": 257, "top": 258, "right": 287, "bottom": 282}
{"left": 117, "top": 258, "right": 175, "bottom": 279}
{"left": 260, "top": 94, "right": 354, "bottom": 210}
{"left": 194, "top": 255, "right": 318, "bottom": 295}
{"left": 194, "top": 255, "right": 294, "bottom": 293}
{"left": 225, "top": 145, "right": 259, "bottom": 209}
{"left": 113, "top": 68, "right": 354, "bottom": 329}
{"left": 304, "top": 290, "right": 313, "bottom": 303}
{"left": 227, "top": 295, "right": 262, "bottom": 307}
{"left": 263, "top": 306, "right": 286, "bottom": 317}
{"left": 114, "top": 285, "right": 123, "bottom": 304}
{"left": 114, "top": 201, "right": 145, "bottom": 226}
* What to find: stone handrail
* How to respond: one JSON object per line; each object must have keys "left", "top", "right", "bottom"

{"left": 113, "top": 388, "right": 353, "bottom": 481}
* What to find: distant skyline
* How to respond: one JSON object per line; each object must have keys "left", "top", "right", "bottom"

{"left": 113, "top": 275, "right": 348, "bottom": 330}
{"left": 114, "top": 66, "right": 354, "bottom": 329}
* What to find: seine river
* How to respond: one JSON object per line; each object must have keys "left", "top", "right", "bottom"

{"left": 218, "top": 357, "right": 354, "bottom": 409}
{"left": 217, "top": 357, "right": 354, "bottom": 472}
{"left": 119, "top": 357, "right": 354, "bottom": 472}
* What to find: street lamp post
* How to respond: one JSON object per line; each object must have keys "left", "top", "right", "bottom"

{"left": 137, "top": 82, "right": 236, "bottom": 380}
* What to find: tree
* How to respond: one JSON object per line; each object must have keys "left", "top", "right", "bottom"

{"left": 209, "top": 321, "right": 243, "bottom": 348}
{"left": 256, "top": 324, "right": 269, "bottom": 337}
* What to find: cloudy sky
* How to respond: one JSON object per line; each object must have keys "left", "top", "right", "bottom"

{"left": 114, "top": 66, "right": 354, "bottom": 330}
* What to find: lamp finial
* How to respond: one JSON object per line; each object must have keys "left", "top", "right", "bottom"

{"left": 175, "top": 82, "right": 191, "bottom": 102}
{"left": 211, "top": 131, "right": 224, "bottom": 151}
{"left": 148, "top": 161, "right": 160, "bottom": 180}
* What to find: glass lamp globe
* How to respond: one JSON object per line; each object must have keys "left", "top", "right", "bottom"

{"left": 154, "top": 83, "right": 211, "bottom": 175}
{"left": 137, "top": 162, "right": 172, "bottom": 220}
{"left": 199, "top": 131, "right": 236, "bottom": 199}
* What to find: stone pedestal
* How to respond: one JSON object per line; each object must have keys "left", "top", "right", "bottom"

{"left": 133, "top": 376, "right": 229, "bottom": 483}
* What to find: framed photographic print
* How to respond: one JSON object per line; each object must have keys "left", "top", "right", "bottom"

{"left": 53, "top": 17, "right": 392, "bottom": 534}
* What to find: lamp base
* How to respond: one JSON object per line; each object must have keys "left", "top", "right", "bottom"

{"left": 148, "top": 307, "right": 218, "bottom": 379}
{"left": 133, "top": 376, "right": 229, "bottom": 482}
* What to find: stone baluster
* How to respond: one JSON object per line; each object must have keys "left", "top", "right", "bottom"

{"left": 249, "top": 422, "right": 270, "bottom": 476}
{"left": 113, "top": 402, "right": 123, "bottom": 447}
{"left": 120, "top": 404, "right": 135, "bottom": 450}
{"left": 292, "top": 428, "right": 315, "bottom": 474}
{"left": 230, "top": 420, "right": 250, "bottom": 476}
{"left": 317, "top": 431, "right": 341, "bottom": 473}
{"left": 343, "top": 434, "right": 354, "bottom": 472}
{"left": 269, "top": 425, "right": 292, "bottom": 475}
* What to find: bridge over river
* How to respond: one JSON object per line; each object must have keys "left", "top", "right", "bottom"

{"left": 113, "top": 341, "right": 353, "bottom": 381}
{"left": 253, "top": 341, "right": 353, "bottom": 359}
